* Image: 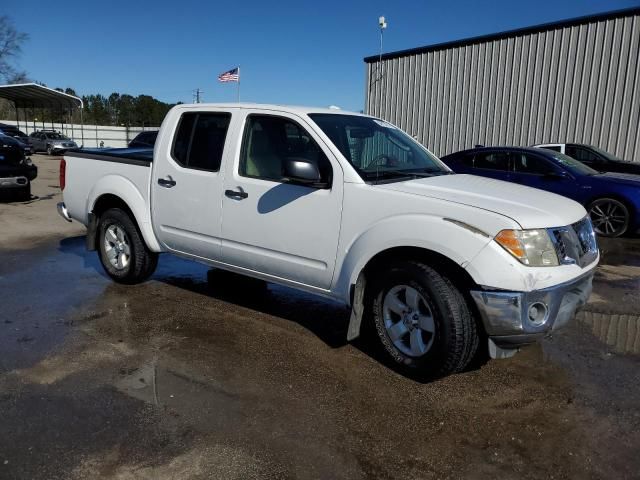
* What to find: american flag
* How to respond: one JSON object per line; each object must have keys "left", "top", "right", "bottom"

{"left": 218, "top": 67, "right": 239, "bottom": 82}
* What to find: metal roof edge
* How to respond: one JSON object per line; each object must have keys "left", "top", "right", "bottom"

{"left": 363, "top": 6, "right": 640, "bottom": 63}
{"left": 0, "top": 82, "right": 83, "bottom": 108}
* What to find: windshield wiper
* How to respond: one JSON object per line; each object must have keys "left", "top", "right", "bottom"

{"left": 362, "top": 169, "right": 453, "bottom": 182}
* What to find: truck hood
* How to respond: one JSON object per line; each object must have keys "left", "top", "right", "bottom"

{"left": 376, "top": 174, "right": 586, "bottom": 230}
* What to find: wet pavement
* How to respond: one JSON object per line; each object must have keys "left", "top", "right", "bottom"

{"left": 1, "top": 157, "right": 639, "bottom": 479}
{"left": 1, "top": 237, "right": 639, "bottom": 479}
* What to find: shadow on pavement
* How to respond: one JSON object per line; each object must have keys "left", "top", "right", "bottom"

{"left": 57, "top": 234, "right": 454, "bottom": 381}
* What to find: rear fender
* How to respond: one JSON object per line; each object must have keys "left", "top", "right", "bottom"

{"left": 87, "top": 174, "right": 161, "bottom": 252}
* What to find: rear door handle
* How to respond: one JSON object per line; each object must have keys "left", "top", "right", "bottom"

{"left": 225, "top": 188, "right": 248, "bottom": 200}
{"left": 158, "top": 176, "right": 176, "bottom": 188}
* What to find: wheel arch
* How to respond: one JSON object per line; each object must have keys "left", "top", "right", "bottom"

{"left": 89, "top": 189, "right": 161, "bottom": 252}
{"left": 586, "top": 193, "right": 637, "bottom": 235}
{"left": 345, "top": 244, "right": 484, "bottom": 342}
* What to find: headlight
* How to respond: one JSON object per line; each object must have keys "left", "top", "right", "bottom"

{"left": 494, "top": 229, "right": 559, "bottom": 266}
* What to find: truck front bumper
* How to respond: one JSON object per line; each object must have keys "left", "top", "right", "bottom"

{"left": 470, "top": 270, "right": 594, "bottom": 355}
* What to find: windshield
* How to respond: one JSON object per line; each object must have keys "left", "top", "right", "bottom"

{"left": 308, "top": 114, "right": 449, "bottom": 181}
{"left": 551, "top": 152, "right": 599, "bottom": 175}
{"left": 589, "top": 145, "right": 624, "bottom": 162}
{"left": 45, "top": 133, "right": 69, "bottom": 140}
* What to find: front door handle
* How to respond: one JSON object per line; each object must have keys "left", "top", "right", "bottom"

{"left": 158, "top": 176, "right": 176, "bottom": 188}
{"left": 225, "top": 188, "right": 248, "bottom": 200}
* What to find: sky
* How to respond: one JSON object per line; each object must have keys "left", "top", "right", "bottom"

{"left": 7, "top": 0, "right": 640, "bottom": 112}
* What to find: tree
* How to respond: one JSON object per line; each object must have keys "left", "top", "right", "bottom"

{"left": 0, "top": 15, "right": 29, "bottom": 83}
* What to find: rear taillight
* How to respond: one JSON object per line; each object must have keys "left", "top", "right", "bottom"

{"left": 60, "top": 159, "right": 66, "bottom": 191}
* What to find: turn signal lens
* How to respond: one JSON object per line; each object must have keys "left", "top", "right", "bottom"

{"left": 495, "top": 230, "right": 526, "bottom": 260}
{"left": 494, "top": 229, "right": 559, "bottom": 267}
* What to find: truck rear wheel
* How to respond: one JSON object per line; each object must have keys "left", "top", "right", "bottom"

{"left": 97, "top": 208, "right": 158, "bottom": 284}
{"left": 369, "top": 260, "right": 479, "bottom": 378}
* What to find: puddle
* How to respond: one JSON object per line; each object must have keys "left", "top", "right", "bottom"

{"left": 0, "top": 237, "right": 108, "bottom": 371}
{"left": 577, "top": 311, "right": 640, "bottom": 355}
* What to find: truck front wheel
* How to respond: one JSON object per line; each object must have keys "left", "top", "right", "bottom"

{"left": 369, "top": 261, "right": 479, "bottom": 378}
{"left": 97, "top": 208, "right": 158, "bottom": 284}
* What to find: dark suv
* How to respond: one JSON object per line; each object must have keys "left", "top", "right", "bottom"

{"left": 0, "top": 124, "right": 33, "bottom": 155}
{"left": 0, "top": 133, "right": 37, "bottom": 200}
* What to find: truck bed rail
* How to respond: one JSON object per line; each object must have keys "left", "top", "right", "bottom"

{"left": 64, "top": 148, "right": 153, "bottom": 167}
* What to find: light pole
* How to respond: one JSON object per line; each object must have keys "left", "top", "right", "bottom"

{"left": 378, "top": 16, "right": 387, "bottom": 116}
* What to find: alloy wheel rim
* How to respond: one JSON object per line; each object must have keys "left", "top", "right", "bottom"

{"left": 104, "top": 225, "right": 131, "bottom": 270}
{"left": 589, "top": 200, "right": 627, "bottom": 236}
{"left": 382, "top": 285, "right": 435, "bottom": 357}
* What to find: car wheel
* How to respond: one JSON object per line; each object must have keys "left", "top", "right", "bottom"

{"left": 46, "top": 145, "right": 53, "bottom": 155}
{"left": 368, "top": 260, "right": 479, "bottom": 378}
{"left": 98, "top": 208, "right": 158, "bottom": 284}
{"left": 588, "top": 198, "right": 629, "bottom": 237}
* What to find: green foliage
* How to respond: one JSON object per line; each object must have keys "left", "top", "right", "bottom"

{"left": 7, "top": 88, "right": 175, "bottom": 127}
{"left": 81, "top": 91, "right": 174, "bottom": 126}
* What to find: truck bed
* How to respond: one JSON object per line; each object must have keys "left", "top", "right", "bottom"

{"left": 63, "top": 148, "right": 153, "bottom": 228}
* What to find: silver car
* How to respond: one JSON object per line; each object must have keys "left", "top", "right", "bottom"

{"left": 29, "top": 130, "right": 78, "bottom": 155}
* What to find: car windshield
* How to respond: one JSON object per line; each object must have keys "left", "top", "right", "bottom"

{"left": 308, "top": 114, "right": 449, "bottom": 181}
{"left": 551, "top": 152, "right": 599, "bottom": 175}
{"left": 46, "top": 133, "right": 68, "bottom": 140}
{"left": 588, "top": 145, "right": 625, "bottom": 162}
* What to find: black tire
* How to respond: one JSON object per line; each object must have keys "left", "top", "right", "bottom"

{"left": 588, "top": 198, "right": 629, "bottom": 237}
{"left": 97, "top": 208, "right": 158, "bottom": 284}
{"left": 368, "top": 260, "right": 479, "bottom": 378}
{"left": 46, "top": 145, "right": 53, "bottom": 156}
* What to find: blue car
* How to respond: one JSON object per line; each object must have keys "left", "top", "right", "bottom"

{"left": 441, "top": 146, "right": 640, "bottom": 237}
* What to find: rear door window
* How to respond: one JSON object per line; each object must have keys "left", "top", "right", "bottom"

{"left": 171, "top": 112, "right": 231, "bottom": 172}
{"left": 512, "top": 153, "right": 557, "bottom": 175}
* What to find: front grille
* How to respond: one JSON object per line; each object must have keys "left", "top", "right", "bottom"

{"left": 548, "top": 217, "right": 598, "bottom": 267}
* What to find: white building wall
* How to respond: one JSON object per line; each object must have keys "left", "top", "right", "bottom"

{"left": 0, "top": 119, "right": 157, "bottom": 148}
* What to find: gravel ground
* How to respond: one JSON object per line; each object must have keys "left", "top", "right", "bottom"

{"left": 0, "top": 155, "right": 638, "bottom": 479}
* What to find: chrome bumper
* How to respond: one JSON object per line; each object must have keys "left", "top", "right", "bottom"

{"left": 471, "top": 270, "right": 594, "bottom": 352}
{"left": 57, "top": 202, "right": 72, "bottom": 222}
{"left": 0, "top": 176, "right": 28, "bottom": 189}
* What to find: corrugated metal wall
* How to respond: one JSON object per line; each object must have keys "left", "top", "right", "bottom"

{"left": 365, "top": 12, "right": 640, "bottom": 161}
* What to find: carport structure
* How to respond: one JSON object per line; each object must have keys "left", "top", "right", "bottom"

{"left": 0, "top": 83, "right": 85, "bottom": 146}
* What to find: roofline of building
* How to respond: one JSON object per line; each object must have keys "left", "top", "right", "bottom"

{"left": 364, "top": 6, "right": 640, "bottom": 63}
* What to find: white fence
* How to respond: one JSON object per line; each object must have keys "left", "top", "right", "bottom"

{"left": 0, "top": 119, "right": 158, "bottom": 148}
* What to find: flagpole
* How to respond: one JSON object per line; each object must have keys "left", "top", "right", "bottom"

{"left": 237, "top": 66, "right": 241, "bottom": 103}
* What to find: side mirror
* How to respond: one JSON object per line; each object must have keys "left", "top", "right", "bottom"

{"left": 283, "top": 158, "right": 325, "bottom": 187}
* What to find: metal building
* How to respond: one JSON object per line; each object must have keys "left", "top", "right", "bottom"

{"left": 364, "top": 7, "right": 640, "bottom": 161}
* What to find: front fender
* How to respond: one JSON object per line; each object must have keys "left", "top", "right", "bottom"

{"left": 332, "top": 214, "right": 494, "bottom": 303}
{"left": 87, "top": 174, "right": 161, "bottom": 252}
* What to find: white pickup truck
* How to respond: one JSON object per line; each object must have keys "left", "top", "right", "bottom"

{"left": 57, "top": 103, "right": 599, "bottom": 377}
